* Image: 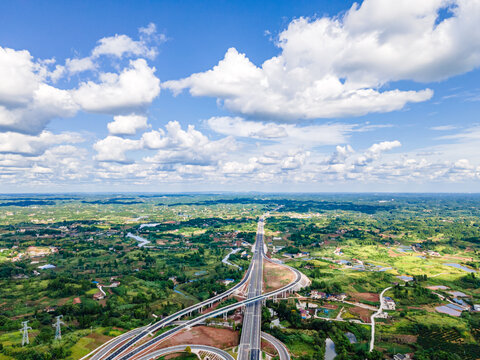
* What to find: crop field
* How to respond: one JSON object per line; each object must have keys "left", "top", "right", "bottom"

{"left": 0, "top": 194, "right": 480, "bottom": 360}
{"left": 417, "top": 327, "right": 480, "bottom": 360}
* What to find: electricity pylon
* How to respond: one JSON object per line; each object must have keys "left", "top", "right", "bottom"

{"left": 20, "top": 321, "right": 31, "bottom": 346}
{"left": 53, "top": 315, "right": 65, "bottom": 340}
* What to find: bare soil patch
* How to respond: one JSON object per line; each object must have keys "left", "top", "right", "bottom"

{"left": 11, "top": 312, "right": 34, "bottom": 320}
{"left": 261, "top": 338, "right": 278, "bottom": 356}
{"left": 57, "top": 297, "right": 72, "bottom": 306}
{"left": 158, "top": 326, "right": 239, "bottom": 349}
{"left": 349, "top": 292, "right": 379, "bottom": 303}
{"left": 348, "top": 306, "right": 373, "bottom": 323}
{"left": 320, "top": 303, "right": 338, "bottom": 310}
{"left": 388, "top": 249, "right": 403, "bottom": 257}
{"left": 263, "top": 260, "right": 296, "bottom": 292}
{"left": 442, "top": 255, "right": 474, "bottom": 261}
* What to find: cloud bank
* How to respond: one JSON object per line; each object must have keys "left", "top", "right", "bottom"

{"left": 164, "top": 0, "right": 480, "bottom": 120}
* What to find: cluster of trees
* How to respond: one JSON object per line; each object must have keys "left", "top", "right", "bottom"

{"left": 309, "top": 278, "right": 343, "bottom": 294}
{"left": 461, "top": 273, "right": 480, "bottom": 287}
{"left": 236, "top": 231, "right": 256, "bottom": 244}
{"left": 135, "top": 270, "right": 175, "bottom": 289}
{"left": 182, "top": 251, "right": 206, "bottom": 266}
{"left": 180, "top": 277, "right": 227, "bottom": 301}
{"left": 47, "top": 277, "right": 93, "bottom": 298}
{"left": 392, "top": 282, "right": 437, "bottom": 305}
{"left": 283, "top": 245, "right": 300, "bottom": 254}
{"left": 266, "top": 300, "right": 302, "bottom": 328}
{"left": 1, "top": 345, "right": 71, "bottom": 360}
{"left": 0, "top": 262, "right": 27, "bottom": 280}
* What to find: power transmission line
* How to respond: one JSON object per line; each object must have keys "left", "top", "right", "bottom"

{"left": 53, "top": 315, "right": 65, "bottom": 340}
{"left": 20, "top": 321, "right": 31, "bottom": 346}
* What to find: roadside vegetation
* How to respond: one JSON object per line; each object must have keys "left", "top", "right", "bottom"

{"left": 0, "top": 193, "right": 479, "bottom": 359}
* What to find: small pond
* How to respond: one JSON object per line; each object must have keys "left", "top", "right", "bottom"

{"left": 444, "top": 263, "right": 477, "bottom": 273}
{"left": 325, "top": 338, "right": 337, "bottom": 360}
{"left": 345, "top": 332, "right": 357, "bottom": 344}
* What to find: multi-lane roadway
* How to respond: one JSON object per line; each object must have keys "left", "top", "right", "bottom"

{"left": 100, "top": 245, "right": 258, "bottom": 360}
{"left": 261, "top": 332, "right": 290, "bottom": 360}
{"left": 87, "top": 214, "right": 306, "bottom": 360}
{"left": 238, "top": 217, "right": 265, "bottom": 360}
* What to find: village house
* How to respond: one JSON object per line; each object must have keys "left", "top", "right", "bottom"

{"left": 283, "top": 253, "right": 304, "bottom": 259}
{"left": 327, "top": 293, "right": 347, "bottom": 302}
{"left": 241, "top": 251, "right": 250, "bottom": 259}
{"left": 310, "top": 290, "right": 327, "bottom": 299}
{"left": 273, "top": 245, "right": 285, "bottom": 253}
{"left": 222, "top": 278, "right": 235, "bottom": 286}
{"left": 93, "top": 292, "right": 105, "bottom": 300}
{"left": 300, "top": 309, "right": 311, "bottom": 319}
{"left": 383, "top": 296, "right": 396, "bottom": 310}
{"left": 393, "top": 354, "right": 411, "bottom": 360}
{"left": 333, "top": 247, "right": 343, "bottom": 256}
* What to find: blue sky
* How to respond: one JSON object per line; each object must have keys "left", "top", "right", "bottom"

{"left": 1, "top": 0, "right": 480, "bottom": 192}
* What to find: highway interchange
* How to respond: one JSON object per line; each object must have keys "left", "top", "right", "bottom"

{"left": 84, "top": 214, "right": 307, "bottom": 360}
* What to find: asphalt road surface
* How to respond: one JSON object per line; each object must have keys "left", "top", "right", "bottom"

{"left": 92, "top": 214, "right": 303, "bottom": 360}
{"left": 237, "top": 217, "right": 265, "bottom": 360}
{"left": 134, "top": 344, "right": 234, "bottom": 360}
{"left": 99, "top": 248, "right": 257, "bottom": 360}
{"left": 261, "top": 332, "right": 290, "bottom": 360}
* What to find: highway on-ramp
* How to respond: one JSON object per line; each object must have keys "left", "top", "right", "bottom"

{"left": 261, "top": 332, "right": 290, "bottom": 360}
{"left": 114, "top": 216, "right": 305, "bottom": 360}
{"left": 134, "top": 344, "right": 234, "bottom": 360}
{"left": 97, "top": 244, "right": 258, "bottom": 360}
{"left": 88, "top": 213, "right": 306, "bottom": 360}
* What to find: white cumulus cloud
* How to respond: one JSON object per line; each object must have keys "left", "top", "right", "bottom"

{"left": 143, "top": 121, "right": 236, "bottom": 166}
{"left": 0, "top": 47, "right": 79, "bottom": 134}
{"left": 92, "top": 34, "right": 157, "bottom": 59}
{"left": 73, "top": 59, "right": 160, "bottom": 114}
{"left": 66, "top": 57, "right": 97, "bottom": 74}
{"left": 108, "top": 114, "right": 149, "bottom": 136}
{"left": 207, "top": 116, "right": 352, "bottom": 146}
{"left": 0, "top": 131, "right": 83, "bottom": 156}
{"left": 164, "top": 0, "right": 480, "bottom": 120}
{"left": 65, "top": 24, "right": 163, "bottom": 74}
{"left": 93, "top": 136, "right": 143, "bottom": 163}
